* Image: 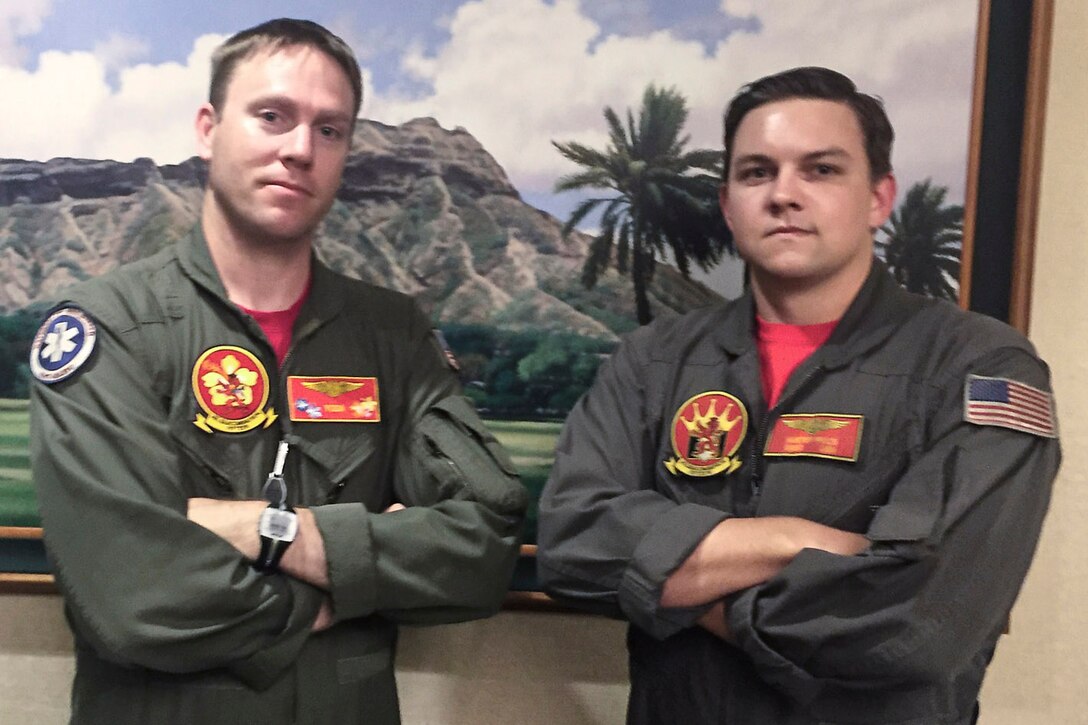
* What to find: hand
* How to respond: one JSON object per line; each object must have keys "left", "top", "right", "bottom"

{"left": 311, "top": 597, "right": 335, "bottom": 633}
{"left": 384, "top": 502, "right": 406, "bottom": 513}
{"left": 697, "top": 601, "right": 735, "bottom": 643}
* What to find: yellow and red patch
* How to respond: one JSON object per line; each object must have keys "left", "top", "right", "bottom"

{"left": 664, "top": 391, "right": 748, "bottom": 477}
{"left": 287, "top": 376, "right": 380, "bottom": 423}
{"left": 764, "top": 414, "right": 863, "bottom": 462}
{"left": 192, "top": 346, "right": 276, "bottom": 433}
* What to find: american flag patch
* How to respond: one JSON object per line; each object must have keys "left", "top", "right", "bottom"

{"left": 964, "top": 375, "right": 1057, "bottom": 438}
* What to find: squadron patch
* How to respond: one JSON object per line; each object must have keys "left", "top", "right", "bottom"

{"left": 287, "top": 376, "right": 380, "bottom": 422}
{"left": 664, "top": 391, "right": 748, "bottom": 477}
{"left": 192, "top": 346, "right": 277, "bottom": 433}
{"left": 764, "top": 414, "right": 864, "bottom": 462}
{"left": 964, "top": 374, "right": 1057, "bottom": 438}
{"left": 30, "top": 307, "right": 97, "bottom": 384}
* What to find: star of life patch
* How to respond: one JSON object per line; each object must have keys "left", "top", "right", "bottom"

{"left": 964, "top": 374, "right": 1057, "bottom": 438}
{"left": 30, "top": 307, "right": 97, "bottom": 384}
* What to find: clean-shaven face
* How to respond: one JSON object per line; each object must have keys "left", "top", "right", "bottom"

{"left": 197, "top": 45, "right": 355, "bottom": 247}
{"left": 721, "top": 98, "right": 894, "bottom": 294}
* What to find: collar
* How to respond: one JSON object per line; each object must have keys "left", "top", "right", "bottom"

{"left": 713, "top": 257, "right": 919, "bottom": 367}
{"left": 173, "top": 225, "right": 347, "bottom": 334}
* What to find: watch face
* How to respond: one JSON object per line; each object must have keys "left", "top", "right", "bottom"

{"left": 259, "top": 508, "right": 299, "bottom": 541}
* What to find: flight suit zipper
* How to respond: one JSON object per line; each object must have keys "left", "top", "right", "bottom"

{"left": 747, "top": 364, "right": 824, "bottom": 511}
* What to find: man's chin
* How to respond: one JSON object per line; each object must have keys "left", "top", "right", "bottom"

{"left": 245, "top": 213, "right": 321, "bottom": 247}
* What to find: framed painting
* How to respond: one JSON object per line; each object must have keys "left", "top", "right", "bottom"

{"left": 0, "top": 0, "right": 1054, "bottom": 598}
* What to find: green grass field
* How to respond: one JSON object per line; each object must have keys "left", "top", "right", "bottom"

{"left": 0, "top": 398, "right": 35, "bottom": 526}
{"left": 0, "top": 399, "right": 560, "bottom": 540}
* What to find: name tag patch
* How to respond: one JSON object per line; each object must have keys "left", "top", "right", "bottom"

{"left": 764, "top": 414, "right": 863, "bottom": 462}
{"left": 288, "top": 376, "right": 380, "bottom": 422}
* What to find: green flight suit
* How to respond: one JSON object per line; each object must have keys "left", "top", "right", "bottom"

{"left": 30, "top": 227, "right": 527, "bottom": 724}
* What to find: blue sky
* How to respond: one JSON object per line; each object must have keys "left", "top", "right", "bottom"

{"left": 16, "top": 0, "right": 756, "bottom": 94}
{"left": 2, "top": 0, "right": 980, "bottom": 292}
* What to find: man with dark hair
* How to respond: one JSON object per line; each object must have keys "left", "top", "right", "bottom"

{"left": 30, "top": 18, "right": 526, "bottom": 724}
{"left": 539, "top": 66, "right": 1059, "bottom": 724}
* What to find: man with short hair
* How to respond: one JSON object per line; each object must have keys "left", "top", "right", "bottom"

{"left": 30, "top": 18, "right": 526, "bottom": 724}
{"left": 538, "top": 67, "right": 1059, "bottom": 724}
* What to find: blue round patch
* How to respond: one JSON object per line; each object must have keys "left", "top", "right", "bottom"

{"left": 30, "top": 307, "right": 97, "bottom": 384}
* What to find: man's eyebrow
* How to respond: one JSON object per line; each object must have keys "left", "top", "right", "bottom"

{"left": 802, "top": 147, "right": 851, "bottom": 162}
{"left": 732, "top": 153, "right": 774, "bottom": 167}
{"left": 314, "top": 110, "right": 354, "bottom": 126}
{"left": 734, "top": 148, "right": 853, "bottom": 166}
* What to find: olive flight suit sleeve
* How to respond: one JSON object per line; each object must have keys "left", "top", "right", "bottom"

{"left": 31, "top": 303, "right": 324, "bottom": 690}
{"left": 537, "top": 324, "right": 730, "bottom": 638}
{"left": 725, "top": 345, "right": 1060, "bottom": 707}
{"left": 310, "top": 305, "right": 528, "bottom": 624}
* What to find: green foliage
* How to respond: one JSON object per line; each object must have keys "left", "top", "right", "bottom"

{"left": 553, "top": 84, "right": 733, "bottom": 324}
{"left": 0, "top": 309, "right": 41, "bottom": 398}
{"left": 878, "top": 179, "right": 963, "bottom": 300}
{"left": 442, "top": 323, "right": 615, "bottom": 419}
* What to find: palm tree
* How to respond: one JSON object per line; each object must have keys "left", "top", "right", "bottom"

{"left": 553, "top": 85, "right": 732, "bottom": 324}
{"left": 878, "top": 179, "right": 962, "bottom": 300}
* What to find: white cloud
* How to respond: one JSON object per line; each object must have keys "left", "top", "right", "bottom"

{"left": 0, "top": 33, "right": 222, "bottom": 163}
{"left": 92, "top": 32, "right": 150, "bottom": 73}
{"left": 1, "top": 0, "right": 979, "bottom": 208}
{"left": 0, "top": 0, "right": 52, "bottom": 66}
{"left": 367, "top": 0, "right": 979, "bottom": 202}
{"left": 720, "top": 0, "right": 757, "bottom": 20}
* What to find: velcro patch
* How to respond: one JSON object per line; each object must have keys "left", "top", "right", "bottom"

{"left": 964, "top": 375, "right": 1056, "bottom": 438}
{"left": 30, "top": 307, "right": 97, "bottom": 384}
{"left": 764, "top": 414, "right": 863, "bottom": 462}
{"left": 288, "top": 376, "right": 380, "bottom": 422}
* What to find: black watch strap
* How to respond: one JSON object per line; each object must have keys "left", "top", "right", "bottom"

{"left": 254, "top": 504, "right": 297, "bottom": 574}
{"left": 255, "top": 533, "right": 290, "bottom": 573}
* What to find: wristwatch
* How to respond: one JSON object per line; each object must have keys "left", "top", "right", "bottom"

{"left": 254, "top": 440, "right": 297, "bottom": 574}
{"left": 254, "top": 503, "right": 298, "bottom": 573}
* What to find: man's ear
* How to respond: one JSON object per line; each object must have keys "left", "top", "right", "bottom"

{"left": 718, "top": 183, "right": 733, "bottom": 232}
{"left": 869, "top": 173, "right": 897, "bottom": 229}
{"left": 194, "top": 103, "right": 218, "bottom": 162}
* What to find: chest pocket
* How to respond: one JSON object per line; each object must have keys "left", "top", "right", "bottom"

{"left": 290, "top": 420, "right": 392, "bottom": 508}
{"left": 168, "top": 408, "right": 277, "bottom": 500}
{"left": 755, "top": 369, "right": 920, "bottom": 530}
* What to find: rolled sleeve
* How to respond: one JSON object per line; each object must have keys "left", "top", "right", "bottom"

{"left": 310, "top": 502, "right": 379, "bottom": 621}
{"left": 619, "top": 503, "right": 730, "bottom": 638}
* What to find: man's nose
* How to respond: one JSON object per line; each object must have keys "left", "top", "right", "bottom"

{"left": 280, "top": 125, "right": 313, "bottom": 166}
{"left": 768, "top": 168, "right": 802, "bottom": 211}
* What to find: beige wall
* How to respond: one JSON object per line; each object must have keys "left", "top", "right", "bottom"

{"left": 3, "top": 1, "right": 1086, "bottom": 722}
{"left": 976, "top": 0, "right": 1088, "bottom": 723}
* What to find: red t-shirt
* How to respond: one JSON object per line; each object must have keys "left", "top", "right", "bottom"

{"left": 238, "top": 283, "right": 310, "bottom": 367}
{"left": 756, "top": 316, "right": 838, "bottom": 408}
